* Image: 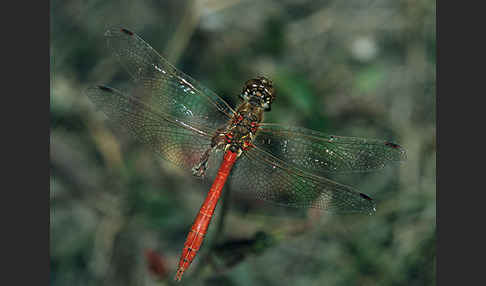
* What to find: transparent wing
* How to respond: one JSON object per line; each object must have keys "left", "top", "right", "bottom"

{"left": 85, "top": 85, "right": 216, "bottom": 172}
{"left": 229, "top": 146, "right": 376, "bottom": 215}
{"left": 104, "top": 27, "right": 236, "bottom": 131}
{"left": 253, "top": 124, "right": 406, "bottom": 176}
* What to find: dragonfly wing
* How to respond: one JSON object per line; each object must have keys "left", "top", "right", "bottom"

{"left": 104, "top": 27, "right": 235, "bottom": 131}
{"left": 229, "top": 147, "right": 376, "bottom": 215}
{"left": 85, "top": 85, "right": 216, "bottom": 173}
{"left": 254, "top": 124, "right": 406, "bottom": 176}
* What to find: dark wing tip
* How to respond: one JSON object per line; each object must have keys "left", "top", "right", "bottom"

{"left": 104, "top": 27, "right": 134, "bottom": 37}
{"left": 384, "top": 142, "right": 401, "bottom": 149}
{"left": 384, "top": 141, "right": 407, "bottom": 161}
{"left": 359, "top": 192, "right": 373, "bottom": 201}
{"left": 359, "top": 193, "right": 377, "bottom": 215}
{"left": 97, "top": 85, "right": 114, "bottom": 92}
{"left": 120, "top": 28, "right": 134, "bottom": 36}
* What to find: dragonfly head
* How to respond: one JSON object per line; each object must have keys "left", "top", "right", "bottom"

{"left": 240, "top": 76, "right": 275, "bottom": 111}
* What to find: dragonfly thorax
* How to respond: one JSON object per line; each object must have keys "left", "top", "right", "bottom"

{"left": 217, "top": 101, "right": 264, "bottom": 156}
{"left": 240, "top": 76, "right": 275, "bottom": 111}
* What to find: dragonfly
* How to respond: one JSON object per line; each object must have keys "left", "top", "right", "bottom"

{"left": 85, "top": 27, "right": 406, "bottom": 281}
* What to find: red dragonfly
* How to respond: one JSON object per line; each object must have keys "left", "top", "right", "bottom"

{"left": 86, "top": 27, "right": 406, "bottom": 281}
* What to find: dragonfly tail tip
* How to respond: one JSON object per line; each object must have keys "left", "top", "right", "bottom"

{"left": 174, "top": 267, "right": 185, "bottom": 282}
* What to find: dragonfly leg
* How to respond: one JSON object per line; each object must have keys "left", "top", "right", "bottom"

{"left": 192, "top": 132, "right": 227, "bottom": 178}
{"left": 192, "top": 147, "right": 213, "bottom": 178}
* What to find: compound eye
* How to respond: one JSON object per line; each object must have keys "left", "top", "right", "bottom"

{"left": 262, "top": 102, "right": 271, "bottom": 111}
{"left": 240, "top": 92, "right": 250, "bottom": 101}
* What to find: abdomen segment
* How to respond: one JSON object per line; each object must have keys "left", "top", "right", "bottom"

{"left": 175, "top": 151, "right": 238, "bottom": 281}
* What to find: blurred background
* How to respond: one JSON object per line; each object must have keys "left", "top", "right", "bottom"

{"left": 50, "top": 0, "right": 436, "bottom": 285}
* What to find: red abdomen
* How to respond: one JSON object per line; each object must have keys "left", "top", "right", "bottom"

{"left": 175, "top": 151, "right": 238, "bottom": 281}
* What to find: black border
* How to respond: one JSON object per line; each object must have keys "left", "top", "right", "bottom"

{"left": 5, "top": 0, "right": 48, "bottom": 285}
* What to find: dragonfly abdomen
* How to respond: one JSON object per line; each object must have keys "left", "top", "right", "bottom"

{"left": 175, "top": 151, "right": 239, "bottom": 281}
